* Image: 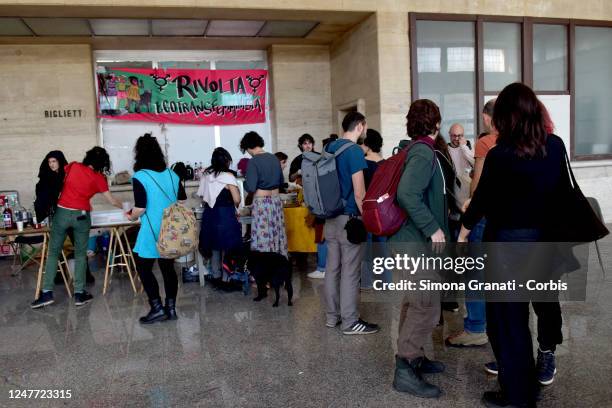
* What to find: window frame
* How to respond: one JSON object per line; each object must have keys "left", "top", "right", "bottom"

{"left": 409, "top": 13, "right": 612, "bottom": 161}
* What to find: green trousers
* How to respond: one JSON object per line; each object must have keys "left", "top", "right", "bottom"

{"left": 43, "top": 207, "right": 91, "bottom": 293}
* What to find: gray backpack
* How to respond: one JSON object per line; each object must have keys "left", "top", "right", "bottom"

{"left": 301, "top": 141, "right": 354, "bottom": 218}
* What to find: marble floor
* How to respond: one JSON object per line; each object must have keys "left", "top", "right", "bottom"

{"left": 1, "top": 238, "right": 612, "bottom": 408}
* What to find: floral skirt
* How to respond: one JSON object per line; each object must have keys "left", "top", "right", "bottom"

{"left": 251, "top": 196, "right": 287, "bottom": 257}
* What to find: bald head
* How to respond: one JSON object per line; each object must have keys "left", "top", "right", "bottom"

{"left": 449, "top": 123, "right": 465, "bottom": 147}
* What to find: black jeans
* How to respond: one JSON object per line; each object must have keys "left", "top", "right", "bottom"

{"left": 486, "top": 228, "right": 562, "bottom": 406}
{"left": 134, "top": 254, "right": 178, "bottom": 301}
{"left": 532, "top": 300, "right": 563, "bottom": 352}
{"left": 487, "top": 301, "right": 539, "bottom": 406}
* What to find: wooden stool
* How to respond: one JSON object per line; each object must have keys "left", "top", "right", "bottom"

{"left": 103, "top": 227, "right": 142, "bottom": 295}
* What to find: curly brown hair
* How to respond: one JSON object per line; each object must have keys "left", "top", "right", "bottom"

{"left": 406, "top": 99, "right": 441, "bottom": 139}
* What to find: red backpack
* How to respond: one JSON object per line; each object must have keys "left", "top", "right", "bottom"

{"left": 362, "top": 140, "right": 433, "bottom": 236}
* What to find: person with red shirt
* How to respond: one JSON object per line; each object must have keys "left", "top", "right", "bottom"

{"left": 32, "top": 147, "right": 122, "bottom": 309}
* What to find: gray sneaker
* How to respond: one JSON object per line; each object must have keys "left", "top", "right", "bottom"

{"left": 446, "top": 330, "right": 488, "bottom": 347}
{"left": 326, "top": 319, "right": 341, "bottom": 328}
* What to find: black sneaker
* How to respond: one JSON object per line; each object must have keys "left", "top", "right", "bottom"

{"left": 31, "top": 291, "right": 54, "bottom": 309}
{"left": 74, "top": 291, "right": 93, "bottom": 306}
{"left": 536, "top": 349, "right": 556, "bottom": 385}
{"left": 342, "top": 319, "right": 379, "bottom": 335}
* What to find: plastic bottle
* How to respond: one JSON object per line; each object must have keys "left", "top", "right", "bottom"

{"left": 3, "top": 203, "right": 13, "bottom": 229}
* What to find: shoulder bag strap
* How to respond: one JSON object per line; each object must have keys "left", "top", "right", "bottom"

{"left": 334, "top": 140, "right": 354, "bottom": 157}
{"left": 562, "top": 146, "right": 579, "bottom": 191}
{"left": 144, "top": 212, "right": 157, "bottom": 243}
{"left": 142, "top": 170, "right": 174, "bottom": 202}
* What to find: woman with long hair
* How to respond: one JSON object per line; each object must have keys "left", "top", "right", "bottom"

{"left": 34, "top": 150, "right": 68, "bottom": 223}
{"left": 31, "top": 147, "right": 122, "bottom": 309}
{"left": 459, "top": 83, "right": 567, "bottom": 407}
{"left": 197, "top": 147, "right": 242, "bottom": 286}
{"left": 239, "top": 131, "right": 288, "bottom": 302}
{"left": 126, "top": 133, "right": 187, "bottom": 324}
{"left": 34, "top": 151, "right": 96, "bottom": 285}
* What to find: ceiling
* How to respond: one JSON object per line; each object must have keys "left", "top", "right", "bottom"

{"left": 0, "top": 6, "right": 371, "bottom": 48}
{"left": 0, "top": 17, "right": 319, "bottom": 38}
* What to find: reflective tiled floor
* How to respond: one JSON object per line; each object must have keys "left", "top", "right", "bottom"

{"left": 1, "top": 239, "right": 612, "bottom": 408}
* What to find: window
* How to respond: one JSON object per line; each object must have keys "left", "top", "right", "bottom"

{"left": 158, "top": 61, "right": 211, "bottom": 69}
{"left": 415, "top": 20, "right": 476, "bottom": 140}
{"left": 411, "top": 14, "right": 612, "bottom": 160}
{"left": 574, "top": 26, "right": 612, "bottom": 156}
{"left": 533, "top": 24, "right": 568, "bottom": 91}
{"left": 483, "top": 22, "right": 521, "bottom": 92}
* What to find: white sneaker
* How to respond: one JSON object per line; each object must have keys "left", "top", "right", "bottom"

{"left": 307, "top": 270, "right": 325, "bottom": 279}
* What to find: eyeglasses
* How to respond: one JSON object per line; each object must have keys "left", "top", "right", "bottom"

{"left": 450, "top": 134, "right": 464, "bottom": 138}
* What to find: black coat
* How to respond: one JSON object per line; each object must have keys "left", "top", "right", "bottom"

{"left": 34, "top": 151, "right": 67, "bottom": 221}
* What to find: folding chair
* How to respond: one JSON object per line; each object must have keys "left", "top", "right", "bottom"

{"left": 11, "top": 234, "right": 45, "bottom": 276}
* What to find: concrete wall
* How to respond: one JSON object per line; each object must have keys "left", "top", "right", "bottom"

{"left": 330, "top": 14, "right": 380, "bottom": 135}
{"left": 268, "top": 45, "right": 333, "bottom": 167}
{"left": 376, "top": 12, "right": 411, "bottom": 157}
{"left": 0, "top": 44, "right": 97, "bottom": 209}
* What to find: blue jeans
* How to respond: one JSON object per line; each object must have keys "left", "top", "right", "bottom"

{"left": 317, "top": 241, "right": 327, "bottom": 271}
{"left": 465, "top": 218, "right": 487, "bottom": 333}
{"left": 361, "top": 233, "right": 392, "bottom": 289}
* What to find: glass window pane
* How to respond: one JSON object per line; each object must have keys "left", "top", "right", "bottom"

{"left": 417, "top": 47, "right": 441, "bottom": 73}
{"left": 447, "top": 47, "right": 475, "bottom": 72}
{"left": 416, "top": 20, "right": 476, "bottom": 140}
{"left": 158, "top": 61, "right": 211, "bottom": 69}
{"left": 533, "top": 24, "right": 567, "bottom": 91}
{"left": 483, "top": 22, "right": 521, "bottom": 92}
{"left": 215, "top": 60, "right": 266, "bottom": 69}
{"left": 97, "top": 61, "right": 153, "bottom": 70}
{"left": 575, "top": 26, "right": 612, "bottom": 156}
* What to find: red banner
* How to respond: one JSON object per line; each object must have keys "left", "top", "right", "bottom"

{"left": 97, "top": 68, "right": 267, "bottom": 125}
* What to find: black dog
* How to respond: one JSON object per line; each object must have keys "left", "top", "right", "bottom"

{"left": 250, "top": 252, "right": 293, "bottom": 307}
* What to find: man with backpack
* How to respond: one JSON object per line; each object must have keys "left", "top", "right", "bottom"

{"left": 389, "top": 100, "right": 449, "bottom": 399}
{"left": 313, "top": 112, "right": 380, "bottom": 335}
